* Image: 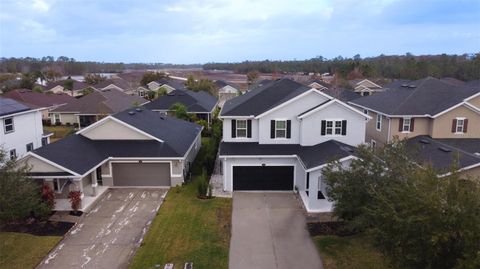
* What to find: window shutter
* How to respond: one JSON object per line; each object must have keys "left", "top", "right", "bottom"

{"left": 270, "top": 120, "right": 275, "bottom": 138}
{"left": 321, "top": 120, "right": 326, "bottom": 136}
{"left": 247, "top": 120, "right": 252, "bottom": 138}
{"left": 341, "top": 120, "right": 347, "bottom": 135}
{"left": 399, "top": 118, "right": 404, "bottom": 132}
{"left": 286, "top": 120, "right": 291, "bottom": 138}
{"left": 410, "top": 118, "right": 415, "bottom": 132}
{"left": 231, "top": 119, "right": 236, "bottom": 138}
{"left": 306, "top": 172, "right": 310, "bottom": 189}
{"left": 464, "top": 119, "right": 468, "bottom": 133}
{"left": 451, "top": 119, "right": 457, "bottom": 133}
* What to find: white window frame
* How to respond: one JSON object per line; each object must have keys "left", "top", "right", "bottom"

{"left": 9, "top": 149, "right": 16, "bottom": 160}
{"left": 371, "top": 139, "right": 377, "bottom": 149}
{"left": 376, "top": 114, "right": 382, "bottom": 131}
{"left": 324, "top": 120, "right": 343, "bottom": 136}
{"left": 53, "top": 114, "right": 60, "bottom": 123}
{"left": 139, "top": 91, "right": 145, "bottom": 97}
{"left": 236, "top": 119, "right": 247, "bottom": 138}
{"left": 455, "top": 118, "right": 465, "bottom": 133}
{"left": 402, "top": 118, "right": 411, "bottom": 132}
{"left": 3, "top": 117, "right": 14, "bottom": 134}
{"left": 275, "top": 120, "right": 287, "bottom": 139}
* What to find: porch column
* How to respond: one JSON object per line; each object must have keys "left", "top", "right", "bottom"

{"left": 91, "top": 171, "right": 98, "bottom": 196}
{"left": 44, "top": 178, "right": 54, "bottom": 190}
{"left": 308, "top": 173, "right": 319, "bottom": 205}
{"left": 72, "top": 179, "right": 84, "bottom": 198}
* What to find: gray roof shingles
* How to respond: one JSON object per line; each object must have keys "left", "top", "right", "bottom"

{"left": 350, "top": 77, "right": 480, "bottom": 116}
{"left": 221, "top": 78, "right": 310, "bottom": 117}
{"left": 32, "top": 108, "right": 202, "bottom": 175}
{"left": 143, "top": 89, "right": 217, "bottom": 113}
{"left": 0, "top": 97, "right": 31, "bottom": 116}
{"left": 219, "top": 140, "right": 355, "bottom": 169}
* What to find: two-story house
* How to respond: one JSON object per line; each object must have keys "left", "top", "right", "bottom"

{"left": 219, "top": 79, "right": 370, "bottom": 212}
{"left": 349, "top": 78, "right": 383, "bottom": 96}
{"left": 350, "top": 77, "right": 480, "bottom": 178}
{"left": 0, "top": 97, "right": 48, "bottom": 160}
{"left": 18, "top": 108, "right": 202, "bottom": 211}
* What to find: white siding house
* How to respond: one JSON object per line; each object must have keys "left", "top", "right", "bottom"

{"left": 0, "top": 97, "right": 45, "bottom": 160}
{"left": 219, "top": 79, "right": 370, "bottom": 212}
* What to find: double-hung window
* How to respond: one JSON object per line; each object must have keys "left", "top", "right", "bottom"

{"left": 236, "top": 120, "right": 247, "bottom": 138}
{"left": 402, "top": 118, "right": 411, "bottom": 132}
{"left": 323, "top": 120, "right": 345, "bottom": 136}
{"left": 275, "top": 120, "right": 287, "bottom": 138}
{"left": 456, "top": 118, "right": 465, "bottom": 133}
{"left": 376, "top": 114, "right": 382, "bottom": 131}
{"left": 4, "top": 117, "right": 14, "bottom": 133}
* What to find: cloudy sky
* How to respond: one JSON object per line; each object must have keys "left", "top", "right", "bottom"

{"left": 0, "top": 0, "right": 479, "bottom": 63}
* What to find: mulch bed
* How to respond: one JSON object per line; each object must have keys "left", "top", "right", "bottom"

{"left": 307, "top": 221, "right": 357, "bottom": 237}
{"left": 0, "top": 221, "right": 74, "bottom": 236}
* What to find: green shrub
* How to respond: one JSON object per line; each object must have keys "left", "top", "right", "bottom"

{"left": 196, "top": 169, "right": 209, "bottom": 198}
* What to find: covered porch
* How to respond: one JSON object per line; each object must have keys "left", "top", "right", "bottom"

{"left": 299, "top": 170, "right": 334, "bottom": 213}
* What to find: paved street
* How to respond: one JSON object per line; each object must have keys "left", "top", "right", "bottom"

{"left": 37, "top": 188, "right": 167, "bottom": 269}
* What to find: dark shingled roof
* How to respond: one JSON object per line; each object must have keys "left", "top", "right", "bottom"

{"left": 51, "top": 89, "right": 147, "bottom": 114}
{"left": 3, "top": 89, "right": 74, "bottom": 109}
{"left": 406, "top": 136, "right": 480, "bottom": 173}
{"left": 219, "top": 140, "right": 355, "bottom": 169}
{"left": 350, "top": 77, "right": 480, "bottom": 116}
{"left": 214, "top": 80, "right": 240, "bottom": 90}
{"left": 0, "top": 97, "right": 32, "bottom": 116}
{"left": 33, "top": 109, "right": 202, "bottom": 175}
{"left": 321, "top": 88, "right": 361, "bottom": 102}
{"left": 46, "top": 80, "right": 92, "bottom": 92}
{"left": 221, "top": 78, "right": 310, "bottom": 117}
{"left": 434, "top": 138, "right": 480, "bottom": 156}
{"left": 143, "top": 89, "right": 217, "bottom": 113}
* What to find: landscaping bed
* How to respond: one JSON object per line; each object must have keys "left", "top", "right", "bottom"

{"left": 0, "top": 220, "right": 73, "bottom": 236}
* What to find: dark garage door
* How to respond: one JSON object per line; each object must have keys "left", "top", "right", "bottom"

{"left": 112, "top": 163, "right": 171, "bottom": 186}
{"left": 233, "top": 166, "right": 294, "bottom": 191}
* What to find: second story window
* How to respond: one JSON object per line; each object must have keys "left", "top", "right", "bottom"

{"left": 376, "top": 114, "right": 382, "bottom": 131}
{"left": 275, "top": 120, "right": 287, "bottom": 138}
{"left": 321, "top": 120, "right": 347, "bottom": 136}
{"left": 236, "top": 120, "right": 247, "bottom": 138}
{"left": 3, "top": 117, "right": 14, "bottom": 134}
{"left": 452, "top": 118, "right": 468, "bottom": 134}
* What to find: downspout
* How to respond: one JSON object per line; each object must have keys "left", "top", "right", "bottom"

{"left": 387, "top": 117, "right": 391, "bottom": 143}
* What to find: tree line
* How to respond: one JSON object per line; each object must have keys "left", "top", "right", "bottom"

{"left": 0, "top": 56, "right": 201, "bottom": 76}
{"left": 203, "top": 53, "right": 480, "bottom": 81}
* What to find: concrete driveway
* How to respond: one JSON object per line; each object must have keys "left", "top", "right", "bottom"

{"left": 229, "top": 192, "right": 323, "bottom": 269}
{"left": 38, "top": 188, "right": 167, "bottom": 269}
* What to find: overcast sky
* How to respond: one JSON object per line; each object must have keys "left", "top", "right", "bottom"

{"left": 0, "top": 0, "right": 479, "bottom": 64}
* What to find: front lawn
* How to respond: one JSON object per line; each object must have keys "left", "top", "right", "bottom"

{"left": 44, "top": 125, "right": 76, "bottom": 142}
{"left": 313, "top": 234, "right": 392, "bottom": 269}
{"left": 129, "top": 182, "right": 232, "bottom": 269}
{"left": 0, "top": 232, "right": 61, "bottom": 269}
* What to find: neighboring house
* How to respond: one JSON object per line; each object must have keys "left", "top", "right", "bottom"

{"left": 406, "top": 136, "right": 480, "bottom": 179}
{"left": 0, "top": 97, "right": 50, "bottom": 160}
{"left": 18, "top": 108, "right": 202, "bottom": 211}
{"left": 214, "top": 80, "right": 240, "bottom": 107}
{"left": 219, "top": 79, "right": 370, "bottom": 212}
{"left": 350, "top": 77, "right": 480, "bottom": 178}
{"left": 140, "top": 79, "right": 183, "bottom": 97}
{"left": 2, "top": 89, "right": 74, "bottom": 121}
{"left": 49, "top": 89, "right": 148, "bottom": 128}
{"left": 321, "top": 87, "right": 362, "bottom": 102}
{"left": 144, "top": 89, "right": 218, "bottom": 124}
{"left": 46, "top": 80, "right": 93, "bottom": 97}
{"left": 349, "top": 78, "right": 383, "bottom": 96}
{"left": 350, "top": 77, "right": 480, "bottom": 146}
{"left": 94, "top": 78, "right": 133, "bottom": 95}
{"left": 307, "top": 80, "right": 330, "bottom": 91}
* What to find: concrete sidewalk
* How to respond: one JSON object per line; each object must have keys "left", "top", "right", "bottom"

{"left": 229, "top": 192, "right": 323, "bottom": 269}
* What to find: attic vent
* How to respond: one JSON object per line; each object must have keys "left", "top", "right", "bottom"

{"left": 128, "top": 111, "right": 135, "bottom": 115}
{"left": 419, "top": 139, "right": 431, "bottom": 144}
{"left": 438, "top": 147, "right": 452, "bottom": 153}
{"left": 135, "top": 108, "right": 142, "bottom": 112}
{"left": 408, "top": 85, "right": 417, "bottom": 88}
{"left": 401, "top": 84, "right": 409, "bottom": 87}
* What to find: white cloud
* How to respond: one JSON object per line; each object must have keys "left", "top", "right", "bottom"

{"left": 166, "top": 5, "right": 186, "bottom": 12}
{"left": 32, "top": 0, "right": 51, "bottom": 13}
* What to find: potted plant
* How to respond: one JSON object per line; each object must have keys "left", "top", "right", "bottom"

{"left": 68, "top": 191, "right": 82, "bottom": 216}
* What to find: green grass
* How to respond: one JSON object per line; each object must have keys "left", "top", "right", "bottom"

{"left": 129, "top": 182, "right": 232, "bottom": 269}
{"left": 313, "top": 234, "right": 393, "bottom": 269}
{"left": 44, "top": 125, "right": 75, "bottom": 142}
{"left": 0, "top": 232, "right": 61, "bottom": 269}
